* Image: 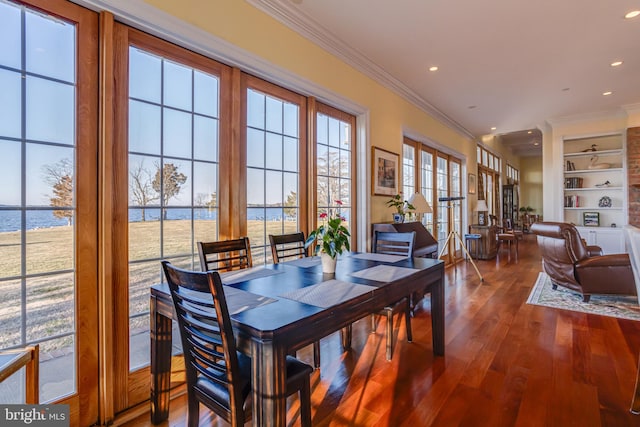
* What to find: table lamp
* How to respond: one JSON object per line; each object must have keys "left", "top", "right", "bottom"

{"left": 474, "top": 199, "right": 489, "bottom": 225}
{"left": 408, "top": 192, "right": 432, "bottom": 223}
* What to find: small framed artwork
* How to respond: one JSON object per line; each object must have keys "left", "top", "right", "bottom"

{"left": 583, "top": 212, "right": 600, "bottom": 227}
{"left": 372, "top": 147, "right": 399, "bottom": 196}
{"left": 468, "top": 173, "right": 476, "bottom": 194}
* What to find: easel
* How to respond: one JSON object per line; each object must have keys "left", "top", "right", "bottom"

{"left": 437, "top": 197, "right": 483, "bottom": 282}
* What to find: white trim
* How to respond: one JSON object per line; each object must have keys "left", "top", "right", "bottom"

{"left": 356, "top": 112, "right": 370, "bottom": 252}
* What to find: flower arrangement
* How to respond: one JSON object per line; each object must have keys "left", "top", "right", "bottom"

{"left": 305, "top": 200, "right": 351, "bottom": 259}
{"left": 386, "top": 193, "right": 415, "bottom": 214}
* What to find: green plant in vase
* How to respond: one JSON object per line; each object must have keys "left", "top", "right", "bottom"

{"left": 386, "top": 193, "right": 415, "bottom": 223}
{"left": 305, "top": 200, "right": 351, "bottom": 273}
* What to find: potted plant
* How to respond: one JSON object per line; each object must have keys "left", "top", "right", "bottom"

{"left": 305, "top": 201, "right": 351, "bottom": 273}
{"left": 386, "top": 193, "right": 415, "bottom": 223}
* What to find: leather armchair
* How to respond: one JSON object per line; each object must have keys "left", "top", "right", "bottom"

{"left": 530, "top": 222, "right": 637, "bottom": 302}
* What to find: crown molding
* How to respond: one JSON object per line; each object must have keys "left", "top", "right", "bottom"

{"left": 247, "top": 0, "right": 475, "bottom": 140}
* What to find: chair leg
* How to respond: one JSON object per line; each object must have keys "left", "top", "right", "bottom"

{"left": 404, "top": 299, "right": 412, "bottom": 343}
{"left": 187, "top": 397, "right": 200, "bottom": 427}
{"left": 298, "top": 377, "right": 312, "bottom": 427}
{"left": 583, "top": 294, "right": 591, "bottom": 303}
{"left": 313, "top": 341, "right": 320, "bottom": 369}
{"left": 386, "top": 308, "right": 394, "bottom": 361}
{"left": 370, "top": 313, "right": 377, "bottom": 333}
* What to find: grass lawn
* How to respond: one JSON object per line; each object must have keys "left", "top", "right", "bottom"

{"left": 0, "top": 219, "right": 305, "bottom": 354}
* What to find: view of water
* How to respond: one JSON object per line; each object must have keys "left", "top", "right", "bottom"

{"left": 0, "top": 209, "right": 69, "bottom": 233}
{"left": 0, "top": 207, "right": 298, "bottom": 233}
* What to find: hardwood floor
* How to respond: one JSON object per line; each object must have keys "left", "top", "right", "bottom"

{"left": 119, "top": 235, "right": 640, "bottom": 426}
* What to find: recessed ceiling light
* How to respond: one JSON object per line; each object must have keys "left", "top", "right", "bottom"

{"left": 533, "top": 142, "right": 539, "bottom": 146}
{"left": 603, "top": 91, "right": 613, "bottom": 96}
{"left": 468, "top": 105, "right": 477, "bottom": 109}
{"left": 611, "top": 61, "right": 623, "bottom": 67}
{"left": 562, "top": 87, "right": 570, "bottom": 91}
{"left": 491, "top": 127, "right": 497, "bottom": 131}
{"left": 527, "top": 131, "right": 532, "bottom": 134}
{"left": 429, "top": 66, "right": 439, "bottom": 72}
{"left": 625, "top": 10, "right": 640, "bottom": 19}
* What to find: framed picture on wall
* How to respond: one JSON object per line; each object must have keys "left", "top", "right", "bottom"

{"left": 583, "top": 212, "right": 600, "bottom": 227}
{"left": 372, "top": 147, "right": 399, "bottom": 196}
{"left": 468, "top": 173, "right": 476, "bottom": 194}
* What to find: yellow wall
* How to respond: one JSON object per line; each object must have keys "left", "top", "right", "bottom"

{"left": 519, "top": 156, "right": 543, "bottom": 216}
{"left": 143, "top": 0, "right": 476, "bottom": 224}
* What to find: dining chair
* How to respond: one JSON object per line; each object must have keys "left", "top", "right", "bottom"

{"left": 161, "top": 261, "right": 313, "bottom": 427}
{"left": 269, "top": 232, "right": 308, "bottom": 263}
{"left": 197, "top": 237, "right": 252, "bottom": 273}
{"left": 269, "top": 232, "right": 321, "bottom": 369}
{"left": 371, "top": 230, "right": 415, "bottom": 360}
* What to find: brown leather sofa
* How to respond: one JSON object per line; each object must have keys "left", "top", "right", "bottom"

{"left": 530, "top": 222, "right": 637, "bottom": 302}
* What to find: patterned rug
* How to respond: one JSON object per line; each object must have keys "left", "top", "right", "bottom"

{"left": 527, "top": 272, "right": 640, "bottom": 321}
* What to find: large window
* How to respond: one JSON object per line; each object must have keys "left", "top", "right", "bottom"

{"left": 0, "top": 0, "right": 98, "bottom": 422}
{"left": 420, "top": 148, "right": 435, "bottom": 232}
{"left": 315, "top": 103, "right": 355, "bottom": 247}
{"left": 477, "top": 145, "right": 501, "bottom": 217}
{"left": 402, "top": 143, "right": 415, "bottom": 197}
{"left": 244, "top": 78, "right": 306, "bottom": 264}
{"left": 403, "top": 138, "right": 462, "bottom": 260}
{"left": 127, "top": 46, "right": 222, "bottom": 368}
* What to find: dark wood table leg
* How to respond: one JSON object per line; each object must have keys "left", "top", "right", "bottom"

{"left": 150, "top": 295, "right": 173, "bottom": 424}
{"left": 251, "top": 338, "right": 287, "bottom": 427}
{"left": 341, "top": 325, "right": 352, "bottom": 349}
{"left": 430, "top": 274, "right": 445, "bottom": 356}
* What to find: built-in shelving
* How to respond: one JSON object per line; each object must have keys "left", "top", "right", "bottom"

{"left": 562, "top": 132, "right": 627, "bottom": 254}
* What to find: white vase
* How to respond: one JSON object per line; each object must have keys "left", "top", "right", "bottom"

{"left": 320, "top": 252, "right": 337, "bottom": 274}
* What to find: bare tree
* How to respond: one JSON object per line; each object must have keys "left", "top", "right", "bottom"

{"left": 317, "top": 151, "right": 350, "bottom": 207}
{"left": 43, "top": 158, "right": 74, "bottom": 226}
{"left": 152, "top": 162, "right": 187, "bottom": 219}
{"left": 129, "top": 160, "right": 159, "bottom": 221}
{"left": 195, "top": 192, "right": 217, "bottom": 208}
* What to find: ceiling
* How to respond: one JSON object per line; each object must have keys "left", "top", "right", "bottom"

{"left": 252, "top": 0, "right": 640, "bottom": 157}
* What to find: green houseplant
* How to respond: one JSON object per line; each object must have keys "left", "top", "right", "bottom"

{"left": 386, "top": 193, "right": 415, "bottom": 223}
{"left": 305, "top": 201, "right": 351, "bottom": 273}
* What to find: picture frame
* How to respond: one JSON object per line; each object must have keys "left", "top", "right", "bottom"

{"left": 583, "top": 212, "right": 600, "bottom": 227}
{"left": 468, "top": 173, "right": 476, "bottom": 194}
{"left": 372, "top": 147, "right": 399, "bottom": 196}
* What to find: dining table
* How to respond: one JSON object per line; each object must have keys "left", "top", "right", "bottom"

{"left": 149, "top": 251, "right": 445, "bottom": 426}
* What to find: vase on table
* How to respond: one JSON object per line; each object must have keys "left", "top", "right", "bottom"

{"left": 320, "top": 252, "right": 337, "bottom": 274}
{"left": 392, "top": 212, "right": 404, "bottom": 223}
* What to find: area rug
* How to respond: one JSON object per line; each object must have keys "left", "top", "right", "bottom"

{"left": 527, "top": 272, "right": 640, "bottom": 321}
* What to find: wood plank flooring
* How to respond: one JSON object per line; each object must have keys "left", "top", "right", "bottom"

{"left": 119, "top": 235, "right": 640, "bottom": 426}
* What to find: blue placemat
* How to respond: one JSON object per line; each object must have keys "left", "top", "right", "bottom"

{"left": 279, "top": 280, "right": 376, "bottom": 308}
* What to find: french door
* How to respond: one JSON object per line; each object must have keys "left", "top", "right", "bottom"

{"left": 110, "top": 23, "right": 232, "bottom": 412}
{"left": 0, "top": 0, "right": 99, "bottom": 425}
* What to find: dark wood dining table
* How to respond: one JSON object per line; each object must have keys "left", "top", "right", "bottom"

{"left": 149, "top": 252, "right": 445, "bottom": 426}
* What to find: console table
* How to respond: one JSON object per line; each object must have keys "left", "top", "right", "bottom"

{"left": 468, "top": 224, "right": 498, "bottom": 259}
{"left": 372, "top": 222, "right": 439, "bottom": 258}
